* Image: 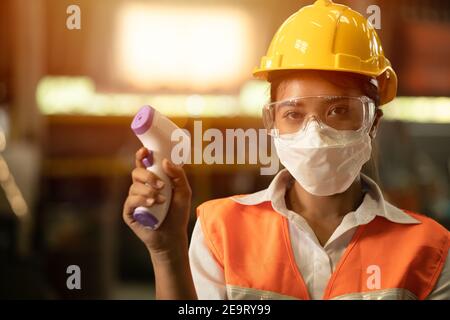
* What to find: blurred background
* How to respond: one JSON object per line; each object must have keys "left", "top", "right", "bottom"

{"left": 0, "top": 0, "right": 449, "bottom": 299}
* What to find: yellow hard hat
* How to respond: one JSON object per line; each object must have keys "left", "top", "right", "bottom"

{"left": 253, "top": 0, "right": 397, "bottom": 105}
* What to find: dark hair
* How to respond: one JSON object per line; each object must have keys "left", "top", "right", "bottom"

{"left": 268, "top": 70, "right": 382, "bottom": 184}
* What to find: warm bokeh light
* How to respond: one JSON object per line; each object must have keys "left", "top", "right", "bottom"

{"left": 383, "top": 97, "right": 450, "bottom": 123}
{"left": 114, "top": 3, "right": 254, "bottom": 91}
{"left": 35, "top": 76, "right": 258, "bottom": 117}
{"left": 36, "top": 76, "right": 450, "bottom": 123}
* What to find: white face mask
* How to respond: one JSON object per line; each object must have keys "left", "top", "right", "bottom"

{"left": 274, "top": 121, "right": 372, "bottom": 196}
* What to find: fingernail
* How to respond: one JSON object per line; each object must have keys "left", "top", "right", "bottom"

{"left": 156, "top": 194, "right": 166, "bottom": 203}
{"left": 146, "top": 198, "right": 155, "bottom": 206}
{"left": 154, "top": 180, "right": 165, "bottom": 189}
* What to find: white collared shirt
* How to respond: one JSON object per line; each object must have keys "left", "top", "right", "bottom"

{"left": 189, "top": 169, "right": 450, "bottom": 299}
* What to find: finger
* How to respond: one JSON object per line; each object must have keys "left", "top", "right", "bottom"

{"left": 123, "top": 194, "right": 166, "bottom": 226}
{"left": 135, "top": 147, "right": 151, "bottom": 169}
{"left": 162, "top": 158, "right": 191, "bottom": 197}
{"left": 123, "top": 195, "right": 153, "bottom": 220}
{"left": 161, "top": 159, "right": 192, "bottom": 223}
{"left": 156, "top": 193, "right": 167, "bottom": 204}
{"left": 129, "top": 182, "right": 161, "bottom": 198}
{"left": 131, "top": 167, "right": 165, "bottom": 189}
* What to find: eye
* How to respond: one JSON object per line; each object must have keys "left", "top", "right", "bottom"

{"left": 285, "top": 111, "right": 302, "bottom": 120}
{"left": 329, "top": 105, "right": 349, "bottom": 116}
{"left": 280, "top": 106, "right": 306, "bottom": 121}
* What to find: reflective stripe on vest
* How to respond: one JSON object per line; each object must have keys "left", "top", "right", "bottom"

{"left": 196, "top": 197, "right": 450, "bottom": 300}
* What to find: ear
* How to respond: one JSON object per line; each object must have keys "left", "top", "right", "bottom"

{"left": 370, "top": 108, "right": 383, "bottom": 139}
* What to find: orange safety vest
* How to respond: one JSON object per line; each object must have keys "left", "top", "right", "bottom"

{"left": 196, "top": 197, "right": 450, "bottom": 300}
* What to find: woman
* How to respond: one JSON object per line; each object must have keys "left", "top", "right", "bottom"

{"left": 122, "top": 0, "right": 449, "bottom": 300}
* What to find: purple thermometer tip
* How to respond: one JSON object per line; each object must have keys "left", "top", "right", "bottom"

{"left": 133, "top": 210, "right": 159, "bottom": 228}
{"left": 131, "top": 105, "right": 155, "bottom": 135}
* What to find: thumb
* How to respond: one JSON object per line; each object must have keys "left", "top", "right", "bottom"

{"left": 162, "top": 158, "right": 191, "bottom": 196}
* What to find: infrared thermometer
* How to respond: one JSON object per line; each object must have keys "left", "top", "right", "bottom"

{"left": 131, "top": 105, "right": 190, "bottom": 230}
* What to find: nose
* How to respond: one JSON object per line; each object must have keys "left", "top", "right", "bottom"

{"left": 302, "top": 115, "right": 322, "bottom": 132}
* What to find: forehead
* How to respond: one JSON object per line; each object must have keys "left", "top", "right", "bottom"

{"left": 274, "top": 70, "right": 366, "bottom": 101}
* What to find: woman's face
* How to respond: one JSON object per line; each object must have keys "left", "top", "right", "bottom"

{"left": 271, "top": 70, "right": 381, "bottom": 135}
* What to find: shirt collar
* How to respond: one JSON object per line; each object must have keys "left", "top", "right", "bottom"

{"left": 231, "top": 169, "right": 420, "bottom": 225}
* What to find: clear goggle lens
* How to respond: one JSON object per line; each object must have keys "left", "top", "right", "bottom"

{"left": 263, "top": 96, "right": 376, "bottom": 137}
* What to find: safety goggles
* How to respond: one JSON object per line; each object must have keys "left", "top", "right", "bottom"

{"left": 263, "top": 95, "right": 376, "bottom": 137}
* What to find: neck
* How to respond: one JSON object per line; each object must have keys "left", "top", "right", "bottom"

{"left": 286, "top": 175, "right": 364, "bottom": 245}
